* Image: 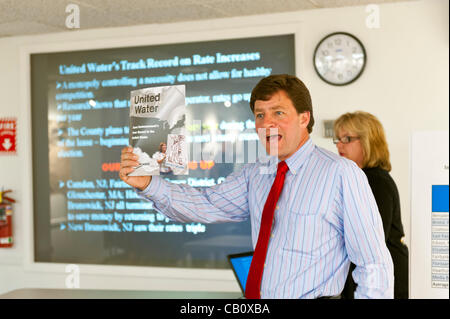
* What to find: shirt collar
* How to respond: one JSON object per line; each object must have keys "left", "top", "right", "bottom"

{"left": 285, "top": 138, "right": 314, "bottom": 174}
{"left": 264, "top": 137, "right": 314, "bottom": 175}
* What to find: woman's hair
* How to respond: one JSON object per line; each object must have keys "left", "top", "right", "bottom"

{"left": 159, "top": 142, "right": 166, "bottom": 152}
{"left": 333, "top": 111, "right": 392, "bottom": 171}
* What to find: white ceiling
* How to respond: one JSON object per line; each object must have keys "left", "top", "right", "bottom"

{"left": 0, "top": 0, "right": 414, "bottom": 38}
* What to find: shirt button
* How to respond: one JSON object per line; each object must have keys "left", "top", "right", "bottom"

{"left": 276, "top": 205, "right": 279, "bottom": 210}
{"left": 271, "top": 234, "right": 274, "bottom": 238}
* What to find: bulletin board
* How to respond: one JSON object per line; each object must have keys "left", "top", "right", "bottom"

{"left": 410, "top": 131, "right": 449, "bottom": 299}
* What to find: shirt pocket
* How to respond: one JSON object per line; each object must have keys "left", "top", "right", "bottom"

{"left": 282, "top": 212, "right": 322, "bottom": 261}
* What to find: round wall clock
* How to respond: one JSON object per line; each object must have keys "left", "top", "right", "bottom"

{"left": 313, "top": 32, "right": 366, "bottom": 86}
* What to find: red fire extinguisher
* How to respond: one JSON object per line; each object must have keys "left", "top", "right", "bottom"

{"left": 0, "top": 189, "right": 15, "bottom": 248}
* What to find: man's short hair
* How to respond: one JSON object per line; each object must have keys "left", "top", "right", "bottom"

{"left": 249, "top": 74, "right": 314, "bottom": 133}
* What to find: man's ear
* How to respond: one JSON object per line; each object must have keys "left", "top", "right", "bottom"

{"left": 299, "top": 111, "right": 310, "bottom": 128}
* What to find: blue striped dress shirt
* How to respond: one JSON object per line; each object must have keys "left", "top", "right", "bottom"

{"left": 137, "top": 138, "right": 394, "bottom": 299}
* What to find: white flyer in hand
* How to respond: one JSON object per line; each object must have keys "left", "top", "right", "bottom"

{"left": 128, "top": 85, "right": 188, "bottom": 176}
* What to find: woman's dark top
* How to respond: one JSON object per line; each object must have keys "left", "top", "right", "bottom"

{"left": 341, "top": 166, "right": 409, "bottom": 299}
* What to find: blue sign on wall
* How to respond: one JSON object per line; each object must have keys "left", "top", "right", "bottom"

{"left": 432, "top": 185, "right": 449, "bottom": 212}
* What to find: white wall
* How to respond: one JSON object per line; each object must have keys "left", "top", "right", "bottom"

{"left": 0, "top": 0, "right": 448, "bottom": 295}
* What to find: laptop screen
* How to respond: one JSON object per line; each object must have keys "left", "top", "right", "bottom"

{"left": 227, "top": 252, "right": 253, "bottom": 293}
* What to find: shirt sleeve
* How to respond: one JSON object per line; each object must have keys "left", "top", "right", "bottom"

{"left": 338, "top": 160, "right": 394, "bottom": 299}
{"left": 135, "top": 165, "right": 251, "bottom": 224}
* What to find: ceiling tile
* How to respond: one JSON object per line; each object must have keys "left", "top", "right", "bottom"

{"left": 0, "top": 20, "right": 64, "bottom": 37}
{"left": 0, "top": 0, "right": 417, "bottom": 38}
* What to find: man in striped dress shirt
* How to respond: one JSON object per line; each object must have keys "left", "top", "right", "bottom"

{"left": 119, "top": 74, "right": 394, "bottom": 299}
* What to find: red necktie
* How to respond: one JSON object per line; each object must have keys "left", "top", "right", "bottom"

{"left": 245, "top": 161, "right": 289, "bottom": 299}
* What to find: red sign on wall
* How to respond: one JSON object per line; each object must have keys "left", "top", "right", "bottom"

{"left": 0, "top": 118, "right": 16, "bottom": 154}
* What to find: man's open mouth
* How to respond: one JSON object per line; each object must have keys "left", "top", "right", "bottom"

{"left": 266, "top": 134, "right": 282, "bottom": 143}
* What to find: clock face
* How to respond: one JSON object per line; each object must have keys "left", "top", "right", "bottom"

{"left": 314, "top": 32, "right": 366, "bottom": 86}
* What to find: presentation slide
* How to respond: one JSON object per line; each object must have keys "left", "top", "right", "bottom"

{"left": 31, "top": 34, "right": 295, "bottom": 268}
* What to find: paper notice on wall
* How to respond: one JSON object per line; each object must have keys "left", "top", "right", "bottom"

{"left": 410, "top": 131, "right": 449, "bottom": 299}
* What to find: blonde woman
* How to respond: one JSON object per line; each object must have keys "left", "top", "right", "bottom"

{"left": 333, "top": 111, "right": 408, "bottom": 299}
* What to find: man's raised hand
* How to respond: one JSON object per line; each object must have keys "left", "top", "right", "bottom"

{"left": 119, "top": 146, "right": 151, "bottom": 191}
